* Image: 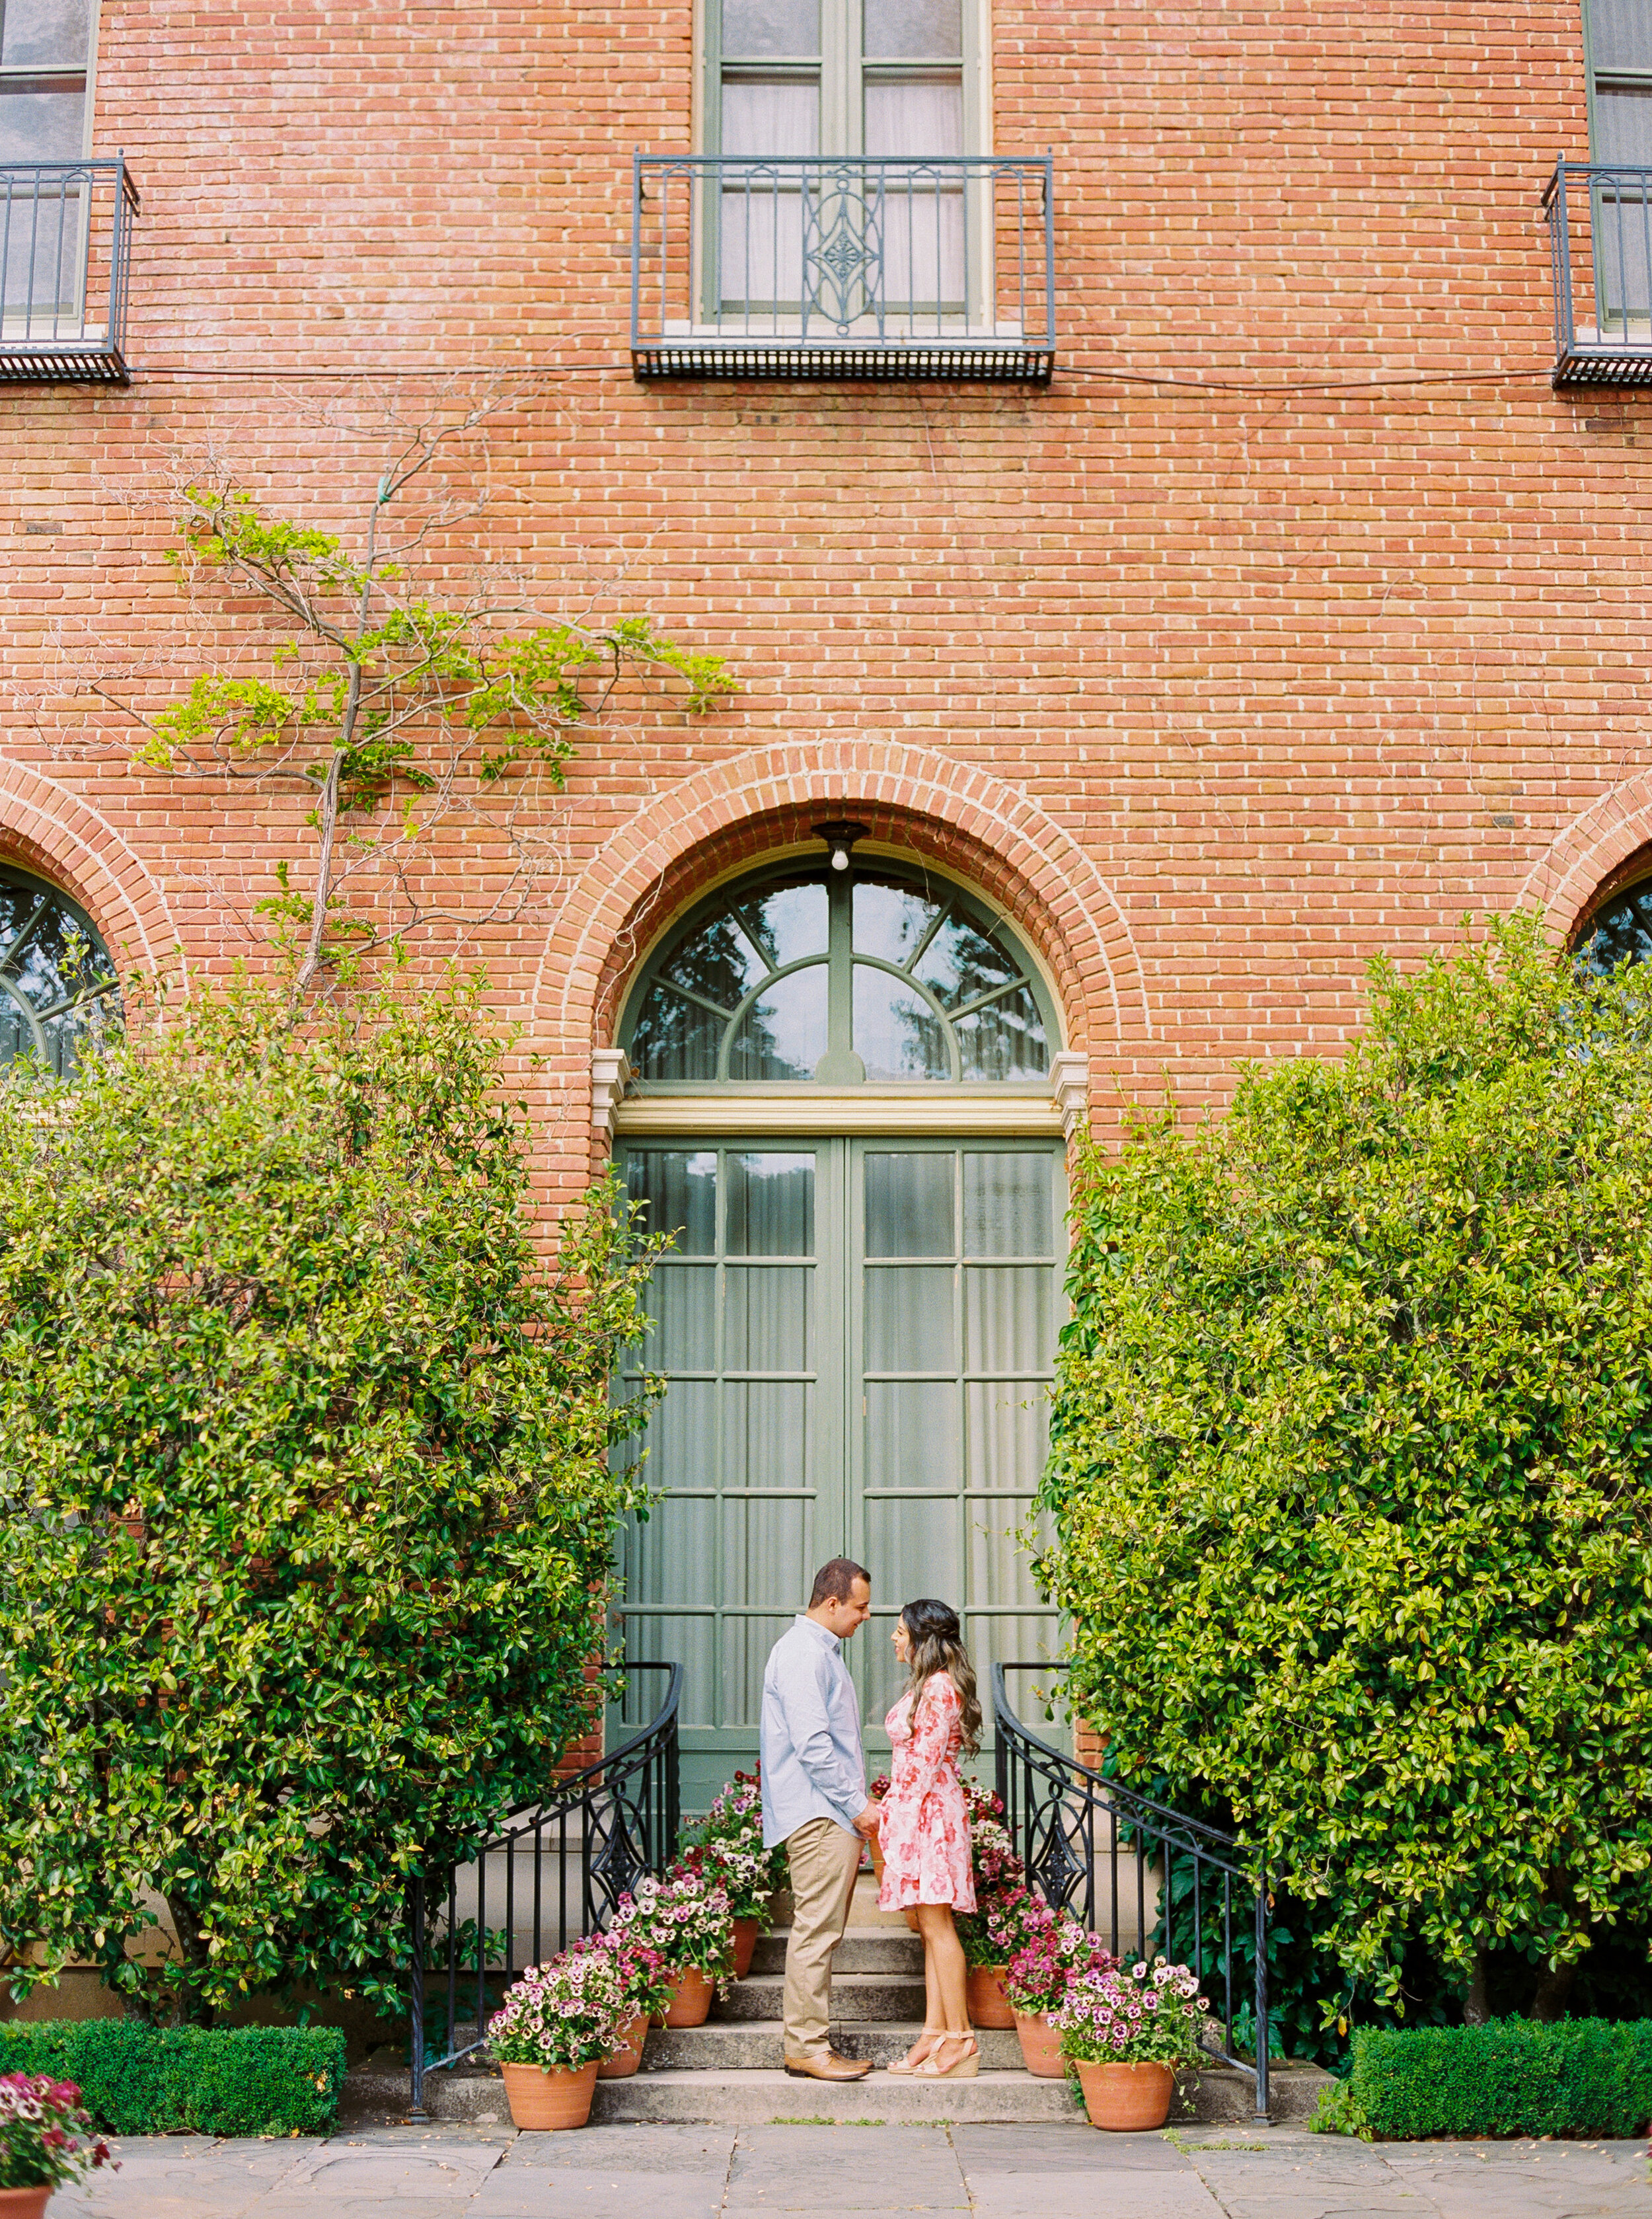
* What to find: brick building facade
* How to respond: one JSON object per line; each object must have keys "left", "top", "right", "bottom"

{"left": 5, "top": 0, "right": 1651, "bottom": 1772}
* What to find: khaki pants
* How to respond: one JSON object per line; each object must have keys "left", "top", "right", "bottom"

{"left": 781, "top": 1815, "right": 863, "bottom": 2060}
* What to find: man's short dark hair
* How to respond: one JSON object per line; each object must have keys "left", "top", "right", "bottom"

{"left": 809, "top": 1558, "right": 871, "bottom": 1607}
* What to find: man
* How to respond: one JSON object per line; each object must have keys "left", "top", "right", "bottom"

{"left": 760, "top": 1557, "right": 882, "bottom": 2081}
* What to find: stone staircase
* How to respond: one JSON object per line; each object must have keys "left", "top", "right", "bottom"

{"left": 348, "top": 1877, "right": 1330, "bottom": 2128}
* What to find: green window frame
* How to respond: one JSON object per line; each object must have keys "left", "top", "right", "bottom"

{"left": 1574, "top": 872, "right": 1652, "bottom": 973}
{"left": 616, "top": 1133, "right": 1067, "bottom": 1806}
{"left": 703, "top": 0, "right": 987, "bottom": 164}
{"left": 0, "top": 862, "right": 120, "bottom": 1076}
{"left": 1583, "top": 0, "right": 1652, "bottom": 165}
{"left": 0, "top": 0, "right": 98, "bottom": 163}
{"left": 621, "top": 856, "right": 1057, "bottom": 1090}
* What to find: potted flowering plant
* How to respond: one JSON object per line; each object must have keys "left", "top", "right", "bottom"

{"left": 956, "top": 1878, "right": 1048, "bottom": 2029}
{"left": 1004, "top": 1918, "right": 1116, "bottom": 2077}
{"left": 963, "top": 1781, "right": 1006, "bottom": 1828}
{"left": 967, "top": 1813, "right": 1025, "bottom": 1900}
{"left": 487, "top": 1945, "right": 628, "bottom": 2129}
{"left": 685, "top": 1772, "right": 786, "bottom": 1976}
{"left": 592, "top": 1926, "right": 675, "bottom": 2080}
{"left": 1053, "top": 1956, "right": 1211, "bottom": 2130}
{"left": 0, "top": 2075, "right": 115, "bottom": 2218}
{"left": 608, "top": 1871, "right": 735, "bottom": 2029}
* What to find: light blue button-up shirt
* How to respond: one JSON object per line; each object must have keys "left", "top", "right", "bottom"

{"left": 759, "top": 1614, "right": 868, "bottom": 1850}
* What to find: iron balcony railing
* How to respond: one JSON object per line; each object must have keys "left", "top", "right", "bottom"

{"left": 994, "top": 1663, "right": 1271, "bottom": 2124}
{"left": 0, "top": 158, "right": 139, "bottom": 386}
{"left": 1545, "top": 159, "right": 1652, "bottom": 388}
{"left": 406, "top": 1661, "right": 681, "bottom": 2119}
{"left": 632, "top": 153, "right": 1055, "bottom": 383}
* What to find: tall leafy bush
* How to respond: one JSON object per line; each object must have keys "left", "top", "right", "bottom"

{"left": 0, "top": 981, "right": 660, "bottom": 2021}
{"left": 1041, "top": 917, "right": 1652, "bottom": 2028}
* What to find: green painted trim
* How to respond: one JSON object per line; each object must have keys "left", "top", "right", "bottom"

{"left": 616, "top": 1131, "right": 1067, "bottom": 1774}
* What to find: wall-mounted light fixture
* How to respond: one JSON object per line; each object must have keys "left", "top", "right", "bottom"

{"left": 815, "top": 819, "right": 867, "bottom": 874}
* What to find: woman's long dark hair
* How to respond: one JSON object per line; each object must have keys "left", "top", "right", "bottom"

{"left": 900, "top": 1597, "right": 983, "bottom": 1756}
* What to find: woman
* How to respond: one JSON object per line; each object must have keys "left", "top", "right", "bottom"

{"left": 874, "top": 1597, "right": 983, "bottom": 2080}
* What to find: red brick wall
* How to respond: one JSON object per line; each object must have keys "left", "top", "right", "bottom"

{"left": 3, "top": 7, "right": 1641, "bottom": 1148}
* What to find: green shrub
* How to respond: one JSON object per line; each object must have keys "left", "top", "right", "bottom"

{"left": 1042, "top": 917, "right": 1652, "bottom": 2028}
{"left": 0, "top": 981, "right": 663, "bottom": 2021}
{"left": 0, "top": 2021, "right": 346, "bottom": 2137}
{"left": 1349, "top": 2019, "right": 1652, "bottom": 2140}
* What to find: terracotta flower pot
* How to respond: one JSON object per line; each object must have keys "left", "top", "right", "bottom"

{"left": 663, "top": 1965, "right": 714, "bottom": 2027}
{"left": 500, "top": 2060, "right": 599, "bottom": 2130}
{"left": 597, "top": 2012, "right": 649, "bottom": 2079}
{"left": 965, "top": 1963, "right": 1014, "bottom": 2029}
{"left": 1073, "top": 2058, "right": 1176, "bottom": 2131}
{"left": 732, "top": 1917, "right": 761, "bottom": 1978}
{"left": 868, "top": 1835, "right": 885, "bottom": 1880}
{"left": 1013, "top": 2008, "right": 1065, "bottom": 2077}
{"left": 0, "top": 2190, "right": 52, "bottom": 2219}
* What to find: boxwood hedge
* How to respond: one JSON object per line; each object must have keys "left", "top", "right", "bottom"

{"left": 0, "top": 2021, "right": 346, "bottom": 2137}
{"left": 1349, "top": 2019, "right": 1652, "bottom": 2140}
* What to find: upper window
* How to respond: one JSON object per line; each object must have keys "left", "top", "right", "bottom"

{"left": 1575, "top": 875, "right": 1652, "bottom": 977}
{"left": 0, "top": 863, "right": 120, "bottom": 1076}
{"left": 632, "top": 0, "right": 1050, "bottom": 383}
{"left": 709, "top": 0, "right": 977, "bottom": 163}
{"left": 0, "top": 0, "right": 94, "bottom": 164}
{"left": 1586, "top": 0, "right": 1652, "bottom": 163}
{"left": 623, "top": 858, "right": 1054, "bottom": 1085}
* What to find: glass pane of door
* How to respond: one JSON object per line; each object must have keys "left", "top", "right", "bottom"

{"left": 850, "top": 1139, "right": 1065, "bottom": 1763}
{"left": 619, "top": 1134, "right": 1064, "bottom": 1808}
{"left": 619, "top": 1142, "right": 842, "bottom": 1810}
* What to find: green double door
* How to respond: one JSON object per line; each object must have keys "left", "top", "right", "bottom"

{"left": 617, "top": 1136, "right": 1065, "bottom": 1811}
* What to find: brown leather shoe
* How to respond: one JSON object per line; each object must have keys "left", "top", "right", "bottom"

{"left": 783, "top": 2050, "right": 872, "bottom": 2080}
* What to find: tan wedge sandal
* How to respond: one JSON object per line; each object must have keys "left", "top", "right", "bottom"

{"left": 913, "top": 2033, "right": 979, "bottom": 2080}
{"left": 888, "top": 2031, "right": 946, "bottom": 2078}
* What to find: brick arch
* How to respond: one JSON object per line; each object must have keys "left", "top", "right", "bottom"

{"left": 0, "top": 761, "right": 181, "bottom": 977}
{"left": 1519, "top": 771, "right": 1652, "bottom": 946}
{"left": 539, "top": 742, "right": 1150, "bottom": 1062}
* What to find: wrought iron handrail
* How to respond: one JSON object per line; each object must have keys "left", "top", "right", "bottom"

{"left": 1544, "top": 159, "right": 1652, "bottom": 388}
{"left": 632, "top": 153, "right": 1055, "bottom": 383}
{"left": 993, "top": 1661, "right": 1269, "bottom": 2123}
{"left": 0, "top": 157, "right": 139, "bottom": 385}
{"left": 406, "top": 1661, "right": 681, "bottom": 2118}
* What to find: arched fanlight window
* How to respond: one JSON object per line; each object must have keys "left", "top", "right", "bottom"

{"left": 1575, "top": 878, "right": 1652, "bottom": 978}
{"left": 0, "top": 864, "right": 121, "bottom": 1076}
{"left": 622, "top": 852, "right": 1057, "bottom": 1084}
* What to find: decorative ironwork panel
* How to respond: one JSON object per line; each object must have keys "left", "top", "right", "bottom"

{"left": 993, "top": 1661, "right": 1271, "bottom": 2124}
{"left": 632, "top": 153, "right": 1054, "bottom": 383}
{"left": 406, "top": 1663, "right": 681, "bottom": 2118}
{"left": 1545, "top": 161, "right": 1652, "bottom": 388}
{"left": 0, "top": 158, "right": 139, "bottom": 385}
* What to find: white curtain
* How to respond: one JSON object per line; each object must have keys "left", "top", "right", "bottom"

{"left": 720, "top": 77, "right": 819, "bottom": 310}
{"left": 865, "top": 75, "right": 964, "bottom": 317}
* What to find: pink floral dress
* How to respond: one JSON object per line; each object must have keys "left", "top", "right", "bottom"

{"left": 876, "top": 1674, "right": 976, "bottom": 1912}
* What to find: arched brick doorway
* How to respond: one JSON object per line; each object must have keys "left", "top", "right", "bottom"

{"left": 607, "top": 834, "right": 1074, "bottom": 1806}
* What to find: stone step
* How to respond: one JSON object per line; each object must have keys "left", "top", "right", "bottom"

{"left": 593, "top": 2067, "right": 1080, "bottom": 2126}
{"left": 751, "top": 1928, "right": 921, "bottom": 1975}
{"left": 714, "top": 1971, "right": 925, "bottom": 2023}
{"left": 642, "top": 2021, "right": 1024, "bottom": 2072}
{"left": 846, "top": 1873, "right": 913, "bottom": 1929}
{"left": 343, "top": 2052, "right": 1330, "bottom": 2130}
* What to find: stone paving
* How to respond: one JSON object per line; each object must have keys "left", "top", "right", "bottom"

{"left": 51, "top": 2123, "right": 1652, "bottom": 2219}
